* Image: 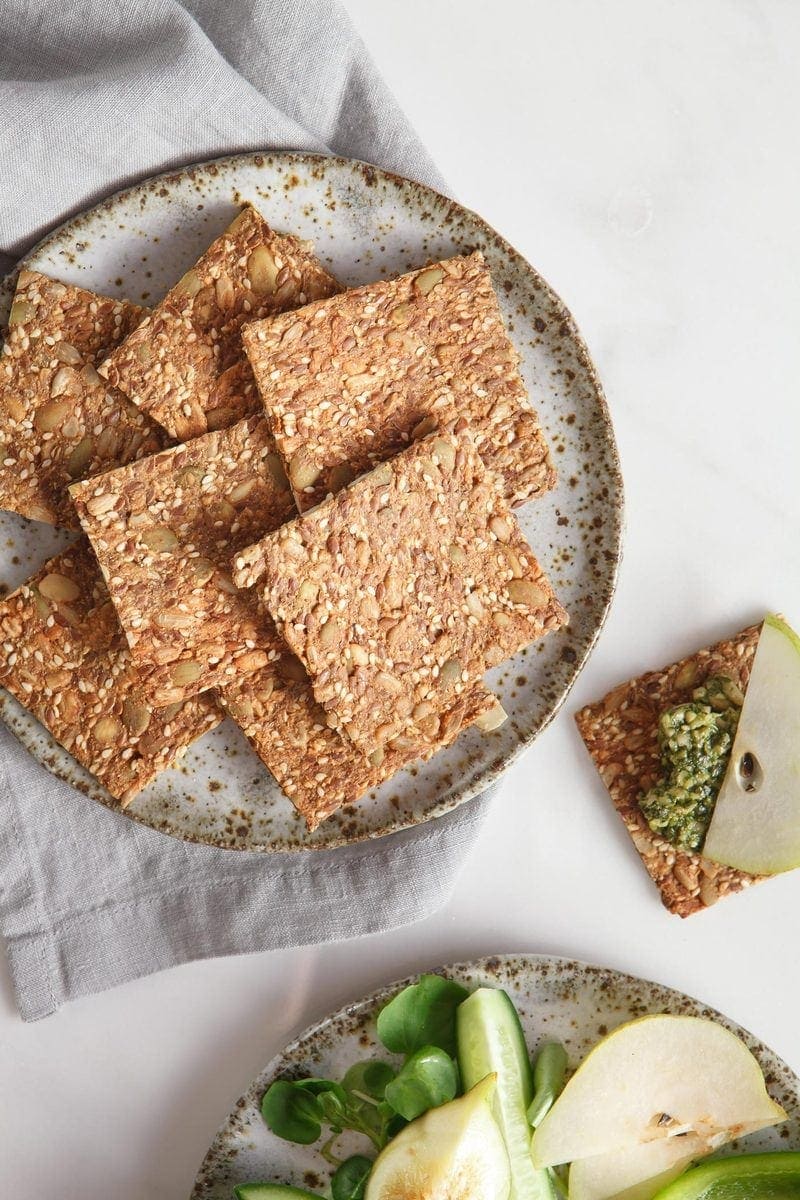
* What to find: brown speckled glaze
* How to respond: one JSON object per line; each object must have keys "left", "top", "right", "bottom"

{"left": 191, "top": 954, "right": 799, "bottom": 1198}
{"left": 0, "top": 153, "right": 623, "bottom": 851}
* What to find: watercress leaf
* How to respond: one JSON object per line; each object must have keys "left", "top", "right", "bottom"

{"left": 331, "top": 1154, "right": 373, "bottom": 1200}
{"left": 527, "top": 1042, "right": 568, "bottom": 1128}
{"left": 354, "top": 1104, "right": 387, "bottom": 1147}
{"left": 376, "top": 975, "right": 469, "bottom": 1056}
{"left": 338, "top": 1062, "right": 397, "bottom": 1145}
{"left": 261, "top": 1080, "right": 324, "bottom": 1144}
{"left": 317, "top": 1088, "right": 347, "bottom": 1129}
{"left": 342, "top": 1060, "right": 396, "bottom": 1101}
{"left": 383, "top": 1045, "right": 459, "bottom": 1122}
{"left": 295, "top": 1079, "right": 347, "bottom": 1102}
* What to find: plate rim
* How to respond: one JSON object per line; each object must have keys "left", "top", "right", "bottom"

{"left": 191, "top": 950, "right": 797, "bottom": 1195}
{"left": 0, "top": 150, "right": 624, "bottom": 852}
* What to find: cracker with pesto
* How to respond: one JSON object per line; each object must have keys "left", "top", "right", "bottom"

{"left": 70, "top": 415, "right": 295, "bottom": 706}
{"left": 241, "top": 251, "right": 555, "bottom": 512}
{"left": 575, "top": 625, "right": 764, "bottom": 917}
{"left": 99, "top": 204, "right": 341, "bottom": 441}
{"left": 0, "top": 270, "right": 165, "bottom": 528}
{"left": 0, "top": 541, "right": 222, "bottom": 805}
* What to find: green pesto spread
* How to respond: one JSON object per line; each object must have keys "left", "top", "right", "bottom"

{"left": 639, "top": 675, "right": 743, "bottom": 852}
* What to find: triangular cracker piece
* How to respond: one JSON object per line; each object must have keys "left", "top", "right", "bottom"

{"left": 70, "top": 415, "right": 296, "bottom": 706}
{"left": 0, "top": 270, "right": 165, "bottom": 528}
{"left": 218, "top": 652, "right": 506, "bottom": 830}
{"left": 575, "top": 624, "right": 764, "bottom": 917}
{"left": 99, "top": 204, "right": 341, "bottom": 440}
{"left": 0, "top": 540, "right": 221, "bottom": 805}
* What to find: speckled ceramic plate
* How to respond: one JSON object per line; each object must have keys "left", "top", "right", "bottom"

{"left": 191, "top": 953, "right": 799, "bottom": 1197}
{"left": 0, "top": 153, "right": 622, "bottom": 851}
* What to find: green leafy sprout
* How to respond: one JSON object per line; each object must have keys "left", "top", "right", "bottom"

{"left": 258, "top": 973, "right": 468, "bottom": 1188}
{"left": 256, "top": 974, "right": 565, "bottom": 1200}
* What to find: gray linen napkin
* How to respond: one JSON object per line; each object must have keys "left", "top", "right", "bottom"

{"left": 0, "top": 0, "right": 499, "bottom": 1021}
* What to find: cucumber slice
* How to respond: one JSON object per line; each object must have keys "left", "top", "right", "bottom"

{"left": 457, "top": 987, "right": 555, "bottom": 1200}
{"left": 527, "top": 1042, "right": 568, "bottom": 1128}
{"left": 234, "top": 1185, "right": 321, "bottom": 1200}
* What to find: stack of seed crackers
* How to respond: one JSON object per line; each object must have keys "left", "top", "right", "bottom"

{"left": 0, "top": 204, "right": 567, "bottom": 831}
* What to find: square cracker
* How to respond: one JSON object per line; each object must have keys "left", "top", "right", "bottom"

{"left": 0, "top": 270, "right": 165, "bottom": 529}
{"left": 575, "top": 624, "right": 764, "bottom": 918}
{"left": 70, "top": 414, "right": 295, "bottom": 706}
{"left": 233, "top": 425, "right": 567, "bottom": 757}
{"left": 218, "top": 653, "right": 505, "bottom": 830}
{"left": 0, "top": 541, "right": 221, "bottom": 805}
{"left": 99, "top": 204, "right": 341, "bottom": 441}
{"left": 242, "top": 251, "right": 556, "bottom": 512}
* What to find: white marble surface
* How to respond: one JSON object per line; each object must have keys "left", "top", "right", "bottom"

{"left": 2, "top": 1, "right": 800, "bottom": 1194}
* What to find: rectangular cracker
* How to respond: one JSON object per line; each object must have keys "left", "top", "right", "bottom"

{"left": 69, "top": 414, "right": 296, "bottom": 706}
{"left": 99, "top": 204, "right": 341, "bottom": 441}
{"left": 218, "top": 653, "right": 505, "bottom": 830}
{"left": 575, "top": 625, "right": 764, "bottom": 918}
{"left": 234, "top": 424, "right": 567, "bottom": 757}
{"left": 242, "top": 251, "right": 556, "bottom": 512}
{"left": 0, "top": 270, "right": 166, "bottom": 529}
{"left": 0, "top": 541, "right": 222, "bottom": 805}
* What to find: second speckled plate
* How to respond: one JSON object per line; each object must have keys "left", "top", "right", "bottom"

{"left": 190, "top": 954, "right": 800, "bottom": 1197}
{"left": 0, "top": 153, "right": 622, "bottom": 851}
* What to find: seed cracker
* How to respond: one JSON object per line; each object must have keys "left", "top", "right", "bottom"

{"left": 0, "top": 541, "right": 222, "bottom": 805}
{"left": 241, "top": 251, "right": 556, "bottom": 513}
{"left": 575, "top": 624, "right": 764, "bottom": 918}
{"left": 98, "top": 204, "right": 341, "bottom": 441}
{"left": 234, "top": 425, "right": 567, "bottom": 757}
{"left": 218, "top": 653, "right": 506, "bottom": 830}
{"left": 0, "top": 270, "right": 165, "bottom": 529}
{"left": 204, "top": 358, "right": 260, "bottom": 432}
{"left": 69, "top": 414, "right": 295, "bottom": 706}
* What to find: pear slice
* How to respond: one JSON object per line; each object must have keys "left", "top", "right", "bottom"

{"left": 568, "top": 1136, "right": 706, "bottom": 1200}
{"left": 703, "top": 615, "right": 800, "bottom": 874}
{"left": 365, "top": 1075, "right": 510, "bottom": 1200}
{"left": 531, "top": 1015, "right": 785, "bottom": 1169}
